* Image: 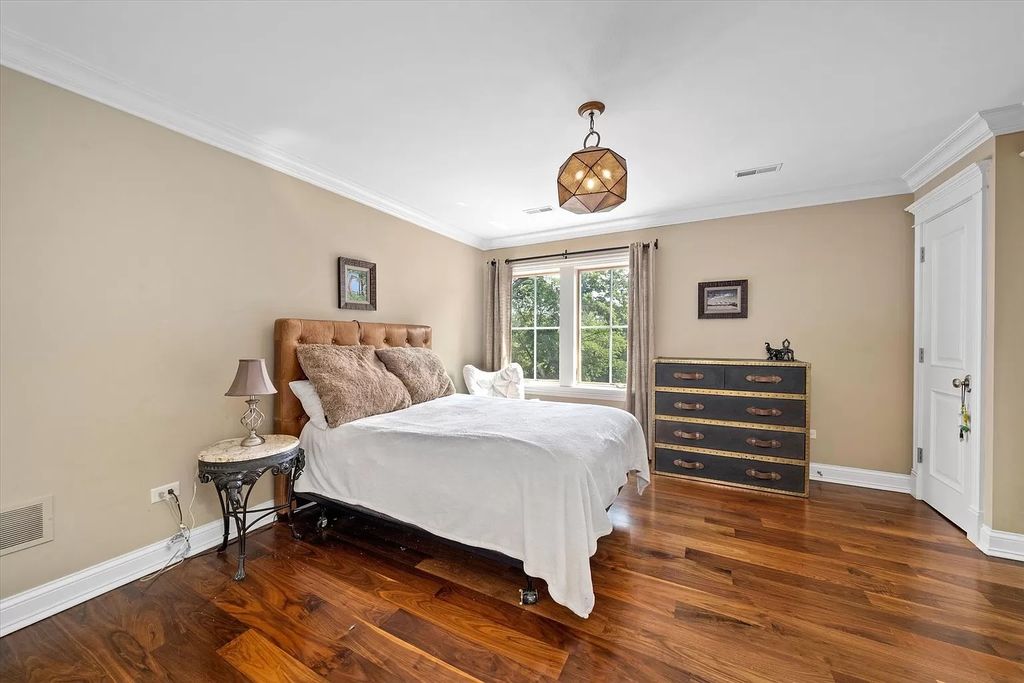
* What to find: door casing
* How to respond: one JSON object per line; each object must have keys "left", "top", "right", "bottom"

{"left": 907, "top": 161, "right": 990, "bottom": 546}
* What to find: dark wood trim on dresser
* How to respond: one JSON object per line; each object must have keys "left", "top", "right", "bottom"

{"left": 651, "top": 357, "right": 811, "bottom": 497}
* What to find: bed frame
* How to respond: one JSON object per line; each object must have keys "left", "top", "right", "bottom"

{"left": 271, "top": 318, "right": 540, "bottom": 604}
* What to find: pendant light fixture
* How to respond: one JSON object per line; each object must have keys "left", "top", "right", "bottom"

{"left": 557, "top": 101, "right": 627, "bottom": 214}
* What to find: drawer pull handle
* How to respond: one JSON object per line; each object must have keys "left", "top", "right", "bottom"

{"left": 673, "top": 430, "right": 704, "bottom": 440}
{"left": 746, "top": 437, "right": 782, "bottom": 449}
{"left": 745, "top": 468, "right": 782, "bottom": 481}
{"left": 746, "top": 406, "right": 783, "bottom": 417}
{"left": 673, "top": 372, "right": 704, "bottom": 381}
{"left": 746, "top": 374, "right": 783, "bottom": 384}
{"left": 674, "top": 459, "right": 705, "bottom": 470}
{"left": 674, "top": 401, "right": 705, "bottom": 411}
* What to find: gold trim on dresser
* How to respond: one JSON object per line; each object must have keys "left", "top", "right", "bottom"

{"left": 654, "top": 470, "right": 810, "bottom": 498}
{"left": 653, "top": 414, "right": 806, "bottom": 433}
{"left": 655, "top": 442, "right": 805, "bottom": 465}
{"left": 654, "top": 386, "right": 807, "bottom": 400}
{"left": 654, "top": 357, "right": 811, "bottom": 367}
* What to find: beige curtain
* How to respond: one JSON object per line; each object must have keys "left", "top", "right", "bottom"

{"left": 626, "top": 241, "right": 655, "bottom": 441}
{"left": 485, "top": 259, "right": 512, "bottom": 370}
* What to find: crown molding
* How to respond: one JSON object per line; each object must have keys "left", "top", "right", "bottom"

{"left": 901, "top": 103, "right": 1024, "bottom": 192}
{"left": 905, "top": 159, "right": 990, "bottom": 220}
{"left": 0, "top": 27, "right": 487, "bottom": 250}
{"left": 481, "top": 177, "right": 910, "bottom": 250}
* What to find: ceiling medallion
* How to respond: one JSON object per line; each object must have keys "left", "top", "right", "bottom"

{"left": 557, "top": 101, "right": 627, "bottom": 214}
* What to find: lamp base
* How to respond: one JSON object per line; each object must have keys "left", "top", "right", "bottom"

{"left": 240, "top": 433, "right": 266, "bottom": 448}
{"left": 239, "top": 396, "right": 266, "bottom": 447}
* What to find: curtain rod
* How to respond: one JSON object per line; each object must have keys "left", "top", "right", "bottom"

{"left": 491, "top": 239, "right": 658, "bottom": 266}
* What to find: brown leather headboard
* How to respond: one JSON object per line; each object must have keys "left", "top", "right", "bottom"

{"left": 271, "top": 318, "right": 432, "bottom": 507}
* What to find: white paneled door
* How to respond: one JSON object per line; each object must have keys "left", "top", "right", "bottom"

{"left": 913, "top": 165, "right": 985, "bottom": 536}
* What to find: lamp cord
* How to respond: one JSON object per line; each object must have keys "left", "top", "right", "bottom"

{"left": 139, "top": 473, "right": 198, "bottom": 584}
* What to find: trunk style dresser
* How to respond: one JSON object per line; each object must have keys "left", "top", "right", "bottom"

{"left": 651, "top": 357, "right": 810, "bottom": 497}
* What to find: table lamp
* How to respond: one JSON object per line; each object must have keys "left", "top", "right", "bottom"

{"left": 225, "top": 359, "right": 277, "bottom": 447}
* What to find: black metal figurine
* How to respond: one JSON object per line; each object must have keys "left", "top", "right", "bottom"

{"left": 765, "top": 338, "right": 795, "bottom": 362}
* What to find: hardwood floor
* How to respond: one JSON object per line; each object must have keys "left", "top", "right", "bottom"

{"left": 2, "top": 477, "right": 1022, "bottom": 682}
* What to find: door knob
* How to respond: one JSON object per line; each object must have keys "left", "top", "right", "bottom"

{"left": 952, "top": 375, "right": 971, "bottom": 391}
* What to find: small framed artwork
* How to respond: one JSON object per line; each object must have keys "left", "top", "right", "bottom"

{"left": 338, "top": 257, "right": 377, "bottom": 311}
{"left": 697, "top": 279, "right": 748, "bottom": 319}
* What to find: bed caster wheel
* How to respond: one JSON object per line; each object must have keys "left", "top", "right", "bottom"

{"left": 519, "top": 588, "right": 539, "bottom": 605}
{"left": 316, "top": 510, "right": 329, "bottom": 533}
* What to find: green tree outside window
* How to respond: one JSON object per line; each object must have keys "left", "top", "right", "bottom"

{"left": 511, "top": 274, "right": 560, "bottom": 380}
{"left": 579, "top": 267, "right": 628, "bottom": 385}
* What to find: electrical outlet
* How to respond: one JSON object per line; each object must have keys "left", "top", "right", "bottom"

{"left": 810, "top": 429, "right": 817, "bottom": 439}
{"left": 150, "top": 482, "right": 180, "bottom": 504}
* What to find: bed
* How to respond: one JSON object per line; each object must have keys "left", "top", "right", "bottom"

{"left": 272, "top": 318, "right": 649, "bottom": 618}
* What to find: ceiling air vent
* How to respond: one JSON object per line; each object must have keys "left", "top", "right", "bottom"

{"left": 1, "top": 495, "right": 54, "bottom": 556}
{"left": 736, "top": 163, "right": 782, "bottom": 178}
{"left": 523, "top": 205, "right": 553, "bottom": 215}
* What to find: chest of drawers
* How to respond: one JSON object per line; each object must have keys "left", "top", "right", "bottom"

{"left": 650, "top": 358, "right": 810, "bottom": 497}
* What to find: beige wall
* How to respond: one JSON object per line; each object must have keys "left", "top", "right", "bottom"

{"left": 992, "top": 132, "right": 1024, "bottom": 533}
{"left": 0, "top": 68, "right": 484, "bottom": 597}
{"left": 487, "top": 195, "right": 916, "bottom": 475}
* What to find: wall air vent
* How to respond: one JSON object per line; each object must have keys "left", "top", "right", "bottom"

{"left": 523, "top": 205, "right": 553, "bottom": 214}
{"left": 1, "top": 495, "right": 54, "bottom": 556}
{"left": 736, "top": 163, "right": 783, "bottom": 178}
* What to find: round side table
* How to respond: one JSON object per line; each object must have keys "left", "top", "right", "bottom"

{"left": 198, "top": 434, "right": 304, "bottom": 580}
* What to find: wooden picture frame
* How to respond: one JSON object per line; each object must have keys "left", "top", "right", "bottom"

{"left": 338, "top": 257, "right": 377, "bottom": 311}
{"left": 697, "top": 279, "right": 748, "bottom": 319}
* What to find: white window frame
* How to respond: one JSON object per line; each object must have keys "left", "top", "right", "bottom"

{"left": 511, "top": 253, "right": 629, "bottom": 401}
{"left": 509, "top": 271, "right": 560, "bottom": 381}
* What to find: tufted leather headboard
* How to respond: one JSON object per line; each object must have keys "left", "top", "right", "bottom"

{"left": 271, "top": 318, "right": 432, "bottom": 507}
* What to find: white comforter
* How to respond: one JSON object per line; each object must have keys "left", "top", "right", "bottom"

{"left": 295, "top": 393, "right": 649, "bottom": 618}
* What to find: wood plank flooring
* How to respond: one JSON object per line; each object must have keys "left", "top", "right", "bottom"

{"left": 2, "top": 477, "right": 1022, "bottom": 682}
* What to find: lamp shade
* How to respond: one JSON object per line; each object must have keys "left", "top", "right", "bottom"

{"left": 225, "top": 359, "right": 277, "bottom": 397}
{"left": 557, "top": 147, "right": 627, "bottom": 214}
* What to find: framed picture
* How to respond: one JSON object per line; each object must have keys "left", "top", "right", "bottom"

{"left": 338, "top": 257, "right": 377, "bottom": 311}
{"left": 697, "top": 279, "right": 748, "bottom": 319}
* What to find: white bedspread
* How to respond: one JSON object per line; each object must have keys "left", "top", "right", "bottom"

{"left": 295, "top": 393, "right": 649, "bottom": 618}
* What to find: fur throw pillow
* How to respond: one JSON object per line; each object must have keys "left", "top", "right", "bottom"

{"left": 375, "top": 347, "right": 455, "bottom": 404}
{"left": 296, "top": 344, "right": 411, "bottom": 428}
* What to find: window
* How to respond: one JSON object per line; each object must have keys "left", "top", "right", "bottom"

{"left": 579, "top": 267, "right": 628, "bottom": 385}
{"left": 510, "top": 255, "right": 629, "bottom": 398}
{"left": 511, "top": 273, "right": 560, "bottom": 380}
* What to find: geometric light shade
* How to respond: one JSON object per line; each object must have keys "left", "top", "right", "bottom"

{"left": 557, "top": 146, "right": 627, "bottom": 214}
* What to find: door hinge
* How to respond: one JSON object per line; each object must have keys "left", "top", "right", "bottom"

{"left": 917, "top": 447, "right": 923, "bottom": 464}
{"left": 918, "top": 348, "right": 924, "bottom": 363}
{"left": 920, "top": 246, "right": 925, "bottom": 263}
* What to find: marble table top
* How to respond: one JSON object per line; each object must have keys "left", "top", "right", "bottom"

{"left": 198, "top": 434, "right": 300, "bottom": 463}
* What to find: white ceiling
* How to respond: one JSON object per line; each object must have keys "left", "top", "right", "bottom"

{"left": 2, "top": 1, "right": 1023, "bottom": 249}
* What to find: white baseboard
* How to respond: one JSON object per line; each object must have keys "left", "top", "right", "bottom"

{"left": 978, "top": 525, "right": 1024, "bottom": 562}
{"left": 809, "top": 462, "right": 913, "bottom": 494}
{"left": 0, "top": 499, "right": 277, "bottom": 637}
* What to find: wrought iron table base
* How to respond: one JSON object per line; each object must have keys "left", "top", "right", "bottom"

{"left": 200, "top": 449, "right": 305, "bottom": 581}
